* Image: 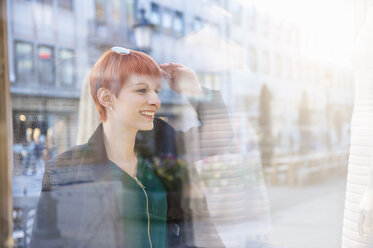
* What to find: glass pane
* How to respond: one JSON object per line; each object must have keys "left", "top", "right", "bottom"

{"left": 58, "top": 49, "right": 74, "bottom": 86}
{"left": 249, "top": 47, "right": 258, "bottom": 72}
{"left": 150, "top": 3, "right": 160, "bottom": 30}
{"left": 37, "top": 45, "right": 54, "bottom": 85}
{"left": 58, "top": 0, "right": 73, "bottom": 11}
{"left": 95, "top": 0, "right": 106, "bottom": 24}
{"left": 162, "top": 9, "right": 172, "bottom": 34}
{"left": 15, "top": 41, "right": 33, "bottom": 83}
{"left": 174, "top": 11, "right": 183, "bottom": 37}
{"left": 193, "top": 16, "right": 203, "bottom": 31}
{"left": 125, "top": 0, "right": 137, "bottom": 28}
{"left": 3, "top": 1, "right": 359, "bottom": 248}
{"left": 36, "top": 0, "right": 53, "bottom": 5}
{"left": 112, "top": 0, "right": 121, "bottom": 25}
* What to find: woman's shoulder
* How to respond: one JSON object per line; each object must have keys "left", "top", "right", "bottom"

{"left": 48, "top": 143, "right": 90, "bottom": 168}
{"left": 43, "top": 142, "right": 109, "bottom": 189}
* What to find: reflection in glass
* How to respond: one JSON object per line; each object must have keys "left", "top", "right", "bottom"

{"left": 95, "top": 0, "right": 106, "bottom": 24}
{"left": 58, "top": 49, "right": 74, "bottom": 86}
{"left": 15, "top": 41, "right": 33, "bottom": 84}
{"left": 174, "top": 11, "right": 184, "bottom": 37}
{"left": 37, "top": 45, "right": 54, "bottom": 85}
{"left": 4, "top": 1, "right": 357, "bottom": 248}
{"left": 162, "top": 9, "right": 172, "bottom": 34}
{"left": 150, "top": 2, "right": 160, "bottom": 31}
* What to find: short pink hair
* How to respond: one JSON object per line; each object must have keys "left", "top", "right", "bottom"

{"left": 90, "top": 49, "right": 162, "bottom": 121}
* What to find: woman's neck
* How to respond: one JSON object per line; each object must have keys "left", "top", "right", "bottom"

{"left": 102, "top": 120, "right": 138, "bottom": 177}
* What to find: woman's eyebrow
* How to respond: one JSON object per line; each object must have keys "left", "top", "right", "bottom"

{"left": 133, "top": 82, "right": 161, "bottom": 90}
{"left": 133, "top": 82, "right": 149, "bottom": 87}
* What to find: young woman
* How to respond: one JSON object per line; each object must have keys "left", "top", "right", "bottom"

{"left": 30, "top": 47, "right": 228, "bottom": 248}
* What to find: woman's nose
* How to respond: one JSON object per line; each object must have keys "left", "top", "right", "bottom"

{"left": 149, "top": 92, "right": 161, "bottom": 109}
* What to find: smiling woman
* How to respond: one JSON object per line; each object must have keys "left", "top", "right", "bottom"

{"left": 90, "top": 49, "right": 162, "bottom": 122}
{"left": 29, "top": 47, "right": 227, "bottom": 248}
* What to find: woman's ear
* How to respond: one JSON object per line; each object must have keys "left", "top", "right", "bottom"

{"left": 97, "top": 88, "right": 114, "bottom": 110}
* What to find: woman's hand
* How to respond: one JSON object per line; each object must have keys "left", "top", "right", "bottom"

{"left": 358, "top": 188, "right": 373, "bottom": 237}
{"left": 159, "top": 63, "right": 203, "bottom": 97}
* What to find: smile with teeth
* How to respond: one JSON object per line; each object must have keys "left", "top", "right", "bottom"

{"left": 139, "top": 111, "right": 155, "bottom": 119}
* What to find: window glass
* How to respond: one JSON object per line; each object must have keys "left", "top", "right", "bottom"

{"left": 58, "top": 0, "right": 73, "bottom": 11}
{"left": 3, "top": 1, "right": 357, "bottom": 248}
{"left": 162, "top": 8, "right": 172, "bottom": 34}
{"left": 214, "top": 74, "right": 221, "bottom": 90}
{"left": 207, "top": 22, "right": 220, "bottom": 36}
{"left": 249, "top": 47, "right": 258, "bottom": 72}
{"left": 126, "top": 0, "right": 137, "bottom": 28}
{"left": 262, "top": 16, "right": 270, "bottom": 36}
{"left": 37, "top": 45, "right": 54, "bottom": 85}
{"left": 112, "top": 0, "right": 121, "bottom": 25}
{"left": 262, "top": 50, "right": 270, "bottom": 74}
{"left": 174, "top": 11, "right": 184, "bottom": 37}
{"left": 232, "top": 3, "right": 242, "bottom": 26}
{"left": 286, "top": 57, "right": 292, "bottom": 79}
{"left": 58, "top": 49, "right": 74, "bottom": 86}
{"left": 204, "top": 73, "right": 213, "bottom": 89}
{"left": 193, "top": 16, "right": 203, "bottom": 31}
{"left": 248, "top": 7, "right": 256, "bottom": 31}
{"left": 36, "top": 0, "right": 53, "bottom": 5}
{"left": 15, "top": 41, "right": 33, "bottom": 83}
{"left": 150, "top": 2, "right": 160, "bottom": 31}
{"left": 95, "top": 0, "right": 106, "bottom": 24}
{"left": 275, "top": 53, "right": 282, "bottom": 77}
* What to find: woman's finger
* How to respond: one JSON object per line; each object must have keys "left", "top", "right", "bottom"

{"left": 159, "top": 63, "right": 183, "bottom": 72}
{"left": 160, "top": 68, "right": 173, "bottom": 81}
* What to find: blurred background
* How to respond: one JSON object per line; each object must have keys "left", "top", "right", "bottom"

{"left": 3, "top": 0, "right": 368, "bottom": 247}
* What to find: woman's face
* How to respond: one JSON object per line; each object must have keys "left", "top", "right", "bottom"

{"left": 110, "top": 73, "right": 162, "bottom": 131}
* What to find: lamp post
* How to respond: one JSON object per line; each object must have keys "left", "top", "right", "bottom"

{"left": 133, "top": 9, "right": 154, "bottom": 54}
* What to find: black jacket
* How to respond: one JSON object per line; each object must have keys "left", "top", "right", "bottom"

{"left": 30, "top": 91, "right": 230, "bottom": 248}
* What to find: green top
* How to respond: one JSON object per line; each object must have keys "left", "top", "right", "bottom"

{"left": 109, "top": 155, "right": 168, "bottom": 248}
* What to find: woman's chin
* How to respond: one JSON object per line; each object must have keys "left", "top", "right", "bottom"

{"left": 139, "top": 123, "right": 154, "bottom": 131}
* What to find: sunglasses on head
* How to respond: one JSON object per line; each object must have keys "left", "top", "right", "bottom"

{"left": 111, "top": 46, "right": 131, "bottom": 55}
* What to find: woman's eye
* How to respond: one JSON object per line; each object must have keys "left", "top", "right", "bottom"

{"left": 137, "top": 89, "right": 147, "bottom": 93}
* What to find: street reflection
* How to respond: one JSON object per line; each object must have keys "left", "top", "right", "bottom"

{"left": 6, "top": 0, "right": 356, "bottom": 248}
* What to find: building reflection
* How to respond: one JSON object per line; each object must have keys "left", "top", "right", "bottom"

{"left": 7, "top": 0, "right": 354, "bottom": 247}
